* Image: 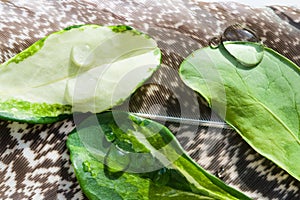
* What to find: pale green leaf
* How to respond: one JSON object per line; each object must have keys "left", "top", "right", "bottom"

{"left": 0, "top": 25, "right": 161, "bottom": 123}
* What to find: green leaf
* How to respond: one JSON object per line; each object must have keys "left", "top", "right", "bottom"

{"left": 0, "top": 25, "right": 161, "bottom": 123}
{"left": 66, "top": 111, "right": 251, "bottom": 200}
{"left": 179, "top": 42, "right": 300, "bottom": 181}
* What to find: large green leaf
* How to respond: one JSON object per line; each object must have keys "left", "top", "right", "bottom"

{"left": 179, "top": 42, "right": 300, "bottom": 181}
{"left": 67, "top": 111, "right": 251, "bottom": 200}
{"left": 0, "top": 25, "right": 161, "bottom": 123}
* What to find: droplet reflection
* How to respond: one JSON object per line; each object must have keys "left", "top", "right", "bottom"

{"left": 105, "top": 131, "right": 116, "bottom": 142}
{"left": 222, "top": 24, "right": 260, "bottom": 43}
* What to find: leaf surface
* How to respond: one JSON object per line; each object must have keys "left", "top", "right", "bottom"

{"left": 67, "top": 111, "right": 251, "bottom": 200}
{"left": 179, "top": 42, "right": 300, "bottom": 181}
{"left": 0, "top": 25, "right": 161, "bottom": 123}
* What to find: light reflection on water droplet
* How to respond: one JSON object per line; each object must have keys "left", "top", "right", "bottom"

{"left": 216, "top": 167, "right": 225, "bottom": 179}
{"left": 105, "top": 131, "right": 116, "bottom": 142}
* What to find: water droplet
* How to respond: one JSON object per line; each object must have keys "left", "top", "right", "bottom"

{"left": 82, "top": 160, "right": 98, "bottom": 177}
{"left": 153, "top": 167, "right": 170, "bottom": 186}
{"left": 104, "top": 144, "right": 131, "bottom": 179}
{"left": 216, "top": 167, "right": 225, "bottom": 179}
{"left": 71, "top": 44, "right": 94, "bottom": 67}
{"left": 209, "top": 37, "right": 221, "bottom": 49}
{"left": 222, "top": 41, "right": 264, "bottom": 68}
{"left": 221, "top": 24, "right": 264, "bottom": 68}
{"left": 105, "top": 131, "right": 116, "bottom": 142}
{"left": 82, "top": 161, "right": 91, "bottom": 173}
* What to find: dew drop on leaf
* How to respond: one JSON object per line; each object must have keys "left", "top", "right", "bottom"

{"left": 221, "top": 24, "right": 264, "bottom": 68}
{"left": 104, "top": 144, "right": 131, "bottom": 173}
{"left": 82, "top": 161, "right": 92, "bottom": 173}
{"left": 71, "top": 44, "right": 95, "bottom": 67}
{"left": 216, "top": 167, "right": 225, "bottom": 179}
{"left": 105, "top": 131, "right": 116, "bottom": 142}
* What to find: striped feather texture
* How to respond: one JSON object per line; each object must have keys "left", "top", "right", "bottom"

{"left": 0, "top": 0, "right": 299, "bottom": 199}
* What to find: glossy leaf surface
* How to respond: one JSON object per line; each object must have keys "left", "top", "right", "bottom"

{"left": 179, "top": 42, "right": 300, "bottom": 181}
{"left": 67, "top": 111, "right": 251, "bottom": 200}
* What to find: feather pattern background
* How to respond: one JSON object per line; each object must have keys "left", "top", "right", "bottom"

{"left": 0, "top": 0, "right": 299, "bottom": 199}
